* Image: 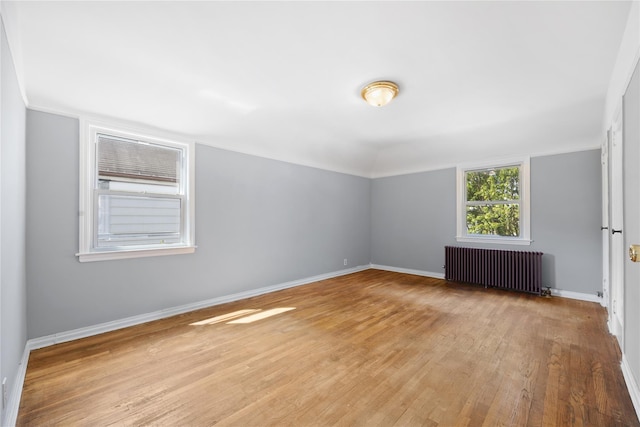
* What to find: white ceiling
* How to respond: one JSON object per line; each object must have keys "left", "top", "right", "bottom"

{"left": 2, "top": 1, "right": 632, "bottom": 177}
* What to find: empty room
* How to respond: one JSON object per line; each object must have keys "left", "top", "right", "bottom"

{"left": 2, "top": 1, "right": 640, "bottom": 426}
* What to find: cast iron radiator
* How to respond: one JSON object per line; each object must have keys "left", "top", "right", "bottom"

{"left": 444, "top": 246, "right": 543, "bottom": 294}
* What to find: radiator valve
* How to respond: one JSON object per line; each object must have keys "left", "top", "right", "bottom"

{"left": 541, "top": 287, "right": 552, "bottom": 297}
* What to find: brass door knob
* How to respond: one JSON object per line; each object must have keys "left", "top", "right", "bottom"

{"left": 630, "top": 245, "right": 640, "bottom": 262}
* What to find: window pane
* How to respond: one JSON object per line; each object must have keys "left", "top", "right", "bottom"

{"left": 466, "top": 204, "right": 520, "bottom": 237}
{"left": 466, "top": 166, "right": 520, "bottom": 202}
{"left": 97, "top": 194, "right": 181, "bottom": 247}
{"left": 97, "top": 134, "right": 181, "bottom": 186}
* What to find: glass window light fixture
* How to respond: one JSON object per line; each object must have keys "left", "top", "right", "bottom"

{"left": 361, "top": 81, "right": 399, "bottom": 107}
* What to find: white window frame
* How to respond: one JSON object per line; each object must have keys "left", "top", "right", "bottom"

{"left": 456, "top": 156, "right": 531, "bottom": 245}
{"left": 78, "top": 119, "right": 196, "bottom": 262}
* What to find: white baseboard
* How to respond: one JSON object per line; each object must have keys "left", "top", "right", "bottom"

{"left": 5, "top": 265, "right": 367, "bottom": 426}
{"left": 369, "top": 264, "right": 445, "bottom": 279}
{"left": 3, "top": 344, "right": 30, "bottom": 427}
{"left": 24, "top": 264, "right": 603, "bottom": 351}
{"left": 622, "top": 354, "right": 640, "bottom": 421}
{"left": 550, "top": 288, "right": 602, "bottom": 303}
{"left": 609, "top": 315, "right": 624, "bottom": 341}
{"left": 371, "top": 264, "right": 602, "bottom": 303}
{"left": 7, "top": 264, "right": 609, "bottom": 426}
{"left": 28, "top": 265, "right": 369, "bottom": 350}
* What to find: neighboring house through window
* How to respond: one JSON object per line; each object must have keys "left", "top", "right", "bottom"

{"left": 78, "top": 121, "right": 195, "bottom": 262}
{"left": 456, "top": 157, "right": 531, "bottom": 245}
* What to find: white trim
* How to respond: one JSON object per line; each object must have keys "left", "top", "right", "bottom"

{"left": 0, "top": 10, "right": 28, "bottom": 107}
{"left": 456, "top": 156, "right": 531, "bottom": 245}
{"left": 17, "top": 266, "right": 607, "bottom": 348}
{"left": 25, "top": 104, "right": 604, "bottom": 181}
{"left": 35, "top": 108, "right": 194, "bottom": 147}
{"left": 372, "top": 264, "right": 603, "bottom": 302}
{"left": 77, "top": 245, "right": 196, "bottom": 263}
{"left": 370, "top": 264, "right": 445, "bottom": 279}
{"left": 27, "top": 263, "right": 604, "bottom": 346}
{"left": 607, "top": 319, "right": 613, "bottom": 335}
{"left": 549, "top": 288, "right": 602, "bottom": 303}
{"left": 622, "top": 353, "right": 640, "bottom": 421}
{"left": 455, "top": 236, "right": 532, "bottom": 246}
{"left": 605, "top": 37, "right": 640, "bottom": 128}
{"left": 455, "top": 155, "right": 530, "bottom": 172}
{"left": 24, "top": 104, "right": 81, "bottom": 120}
{"left": 3, "top": 344, "right": 29, "bottom": 427}
{"left": 610, "top": 314, "right": 624, "bottom": 342}
{"left": 78, "top": 119, "right": 93, "bottom": 257}
{"left": 27, "top": 265, "right": 369, "bottom": 350}
{"left": 6, "top": 265, "right": 622, "bottom": 427}
{"left": 371, "top": 146, "right": 601, "bottom": 179}
{"left": 78, "top": 119, "right": 196, "bottom": 262}
{"left": 28, "top": 105, "right": 372, "bottom": 179}
{"left": 0, "top": 14, "right": 3, "bottom": 426}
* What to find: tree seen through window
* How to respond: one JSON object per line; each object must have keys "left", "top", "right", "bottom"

{"left": 465, "top": 166, "right": 520, "bottom": 237}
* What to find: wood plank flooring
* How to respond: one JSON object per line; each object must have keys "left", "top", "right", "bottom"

{"left": 17, "top": 270, "right": 639, "bottom": 426}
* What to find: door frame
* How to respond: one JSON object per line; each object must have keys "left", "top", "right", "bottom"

{"left": 609, "top": 105, "right": 625, "bottom": 347}
{"left": 602, "top": 133, "right": 610, "bottom": 311}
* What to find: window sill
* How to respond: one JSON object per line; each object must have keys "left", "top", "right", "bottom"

{"left": 455, "top": 236, "right": 532, "bottom": 246}
{"left": 77, "top": 246, "right": 196, "bottom": 262}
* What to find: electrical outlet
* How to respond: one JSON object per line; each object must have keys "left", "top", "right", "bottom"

{"left": 2, "top": 377, "right": 7, "bottom": 409}
{"left": 343, "top": 259, "right": 348, "bottom": 266}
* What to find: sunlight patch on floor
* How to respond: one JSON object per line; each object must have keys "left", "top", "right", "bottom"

{"left": 190, "top": 307, "right": 296, "bottom": 325}
{"left": 190, "top": 309, "right": 261, "bottom": 326}
{"left": 227, "top": 307, "right": 296, "bottom": 324}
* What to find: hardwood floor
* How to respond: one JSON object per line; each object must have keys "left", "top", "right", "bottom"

{"left": 17, "top": 270, "right": 639, "bottom": 426}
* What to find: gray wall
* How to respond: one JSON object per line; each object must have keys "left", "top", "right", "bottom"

{"left": 371, "top": 168, "right": 456, "bottom": 274}
{"left": 26, "top": 110, "right": 371, "bottom": 338}
{"left": 532, "top": 150, "right": 602, "bottom": 294}
{"left": 25, "top": 109, "right": 602, "bottom": 339}
{"left": 372, "top": 149, "right": 602, "bottom": 295}
{"left": 1, "top": 19, "right": 27, "bottom": 424}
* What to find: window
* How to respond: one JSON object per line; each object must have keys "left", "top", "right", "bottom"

{"left": 456, "top": 157, "right": 530, "bottom": 245}
{"left": 78, "top": 121, "right": 195, "bottom": 262}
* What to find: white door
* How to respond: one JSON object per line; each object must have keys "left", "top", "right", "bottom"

{"left": 610, "top": 109, "right": 625, "bottom": 346}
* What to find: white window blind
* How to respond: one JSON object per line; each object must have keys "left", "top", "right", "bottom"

{"left": 97, "top": 134, "right": 179, "bottom": 184}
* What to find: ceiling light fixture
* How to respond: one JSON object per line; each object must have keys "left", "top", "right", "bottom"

{"left": 361, "top": 81, "right": 399, "bottom": 107}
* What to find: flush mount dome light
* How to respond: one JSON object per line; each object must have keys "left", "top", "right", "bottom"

{"left": 361, "top": 81, "right": 399, "bottom": 107}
